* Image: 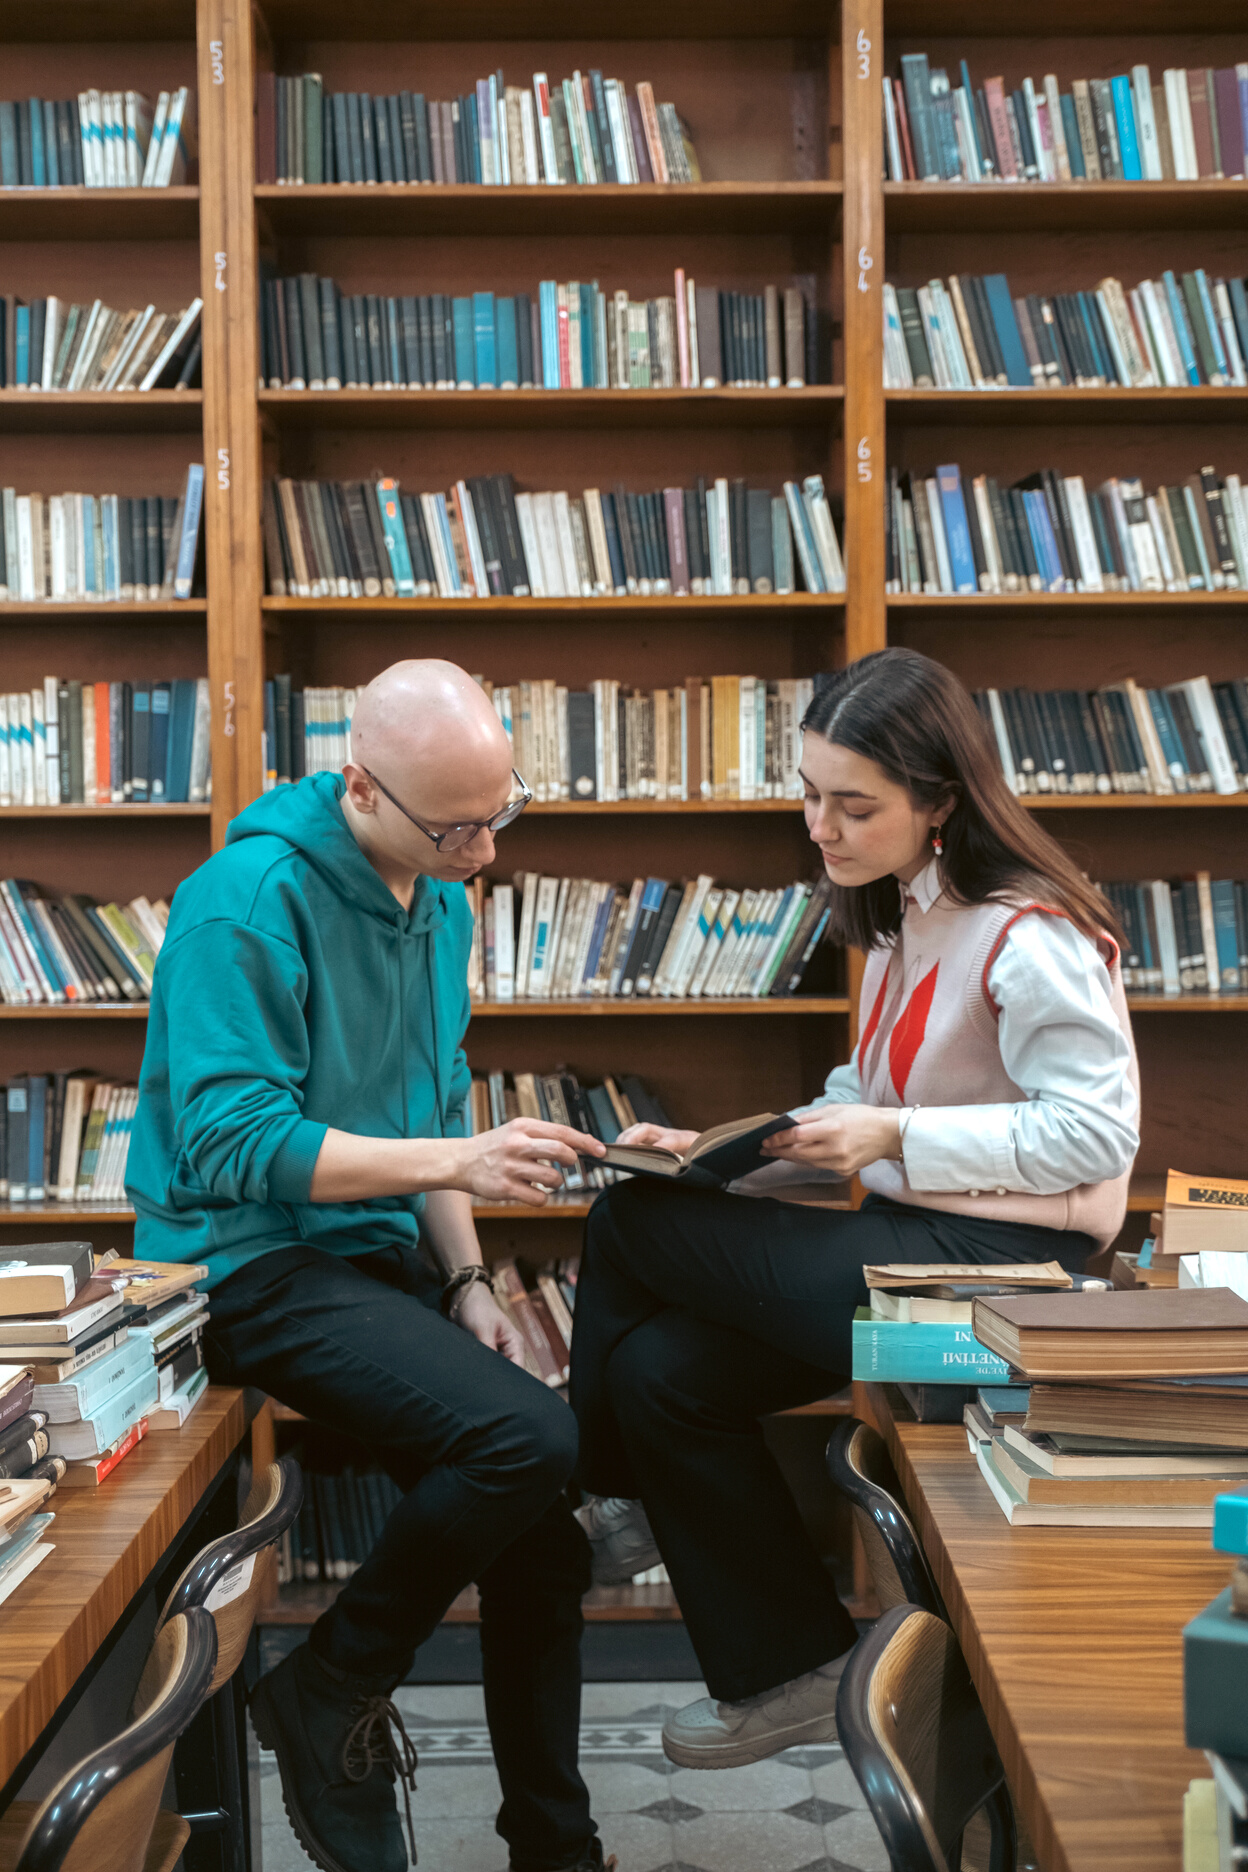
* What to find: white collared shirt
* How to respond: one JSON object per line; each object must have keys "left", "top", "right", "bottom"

{"left": 797, "top": 858, "right": 1140, "bottom": 1196}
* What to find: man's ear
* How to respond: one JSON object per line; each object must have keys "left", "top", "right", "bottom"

{"left": 341, "top": 763, "right": 377, "bottom": 814}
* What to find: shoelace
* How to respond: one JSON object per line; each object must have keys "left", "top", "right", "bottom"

{"left": 341, "top": 1693, "right": 419, "bottom": 1864}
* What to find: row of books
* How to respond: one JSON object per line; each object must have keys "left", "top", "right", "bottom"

{"left": 0, "top": 472, "right": 206, "bottom": 604}
{"left": 1103, "top": 876, "right": 1248, "bottom": 996}
{"left": 0, "top": 87, "right": 195, "bottom": 190}
{"left": 1, "top": 679, "right": 211, "bottom": 808}
{"left": 466, "top": 870, "right": 837, "bottom": 1006}
{"left": 260, "top": 273, "right": 817, "bottom": 394}
{"left": 883, "top": 270, "right": 1248, "bottom": 392}
{"left": 886, "top": 464, "right": 1246, "bottom": 597}
{"left": 465, "top": 1071, "right": 670, "bottom": 1196}
{"left": 269, "top": 673, "right": 820, "bottom": 805}
{"left": 885, "top": 56, "right": 1248, "bottom": 184}
{"left": 261, "top": 72, "right": 697, "bottom": 190}
{"left": 278, "top": 1467, "right": 404, "bottom": 1583}
{"left": 1, "top": 1077, "right": 139, "bottom": 1201}
{"left": 975, "top": 676, "right": 1248, "bottom": 798}
{"left": 0, "top": 296, "right": 202, "bottom": 393}
{"left": 263, "top": 472, "right": 846, "bottom": 602}
{"left": 0, "top": 883, "right": 163, "bottom": 1006}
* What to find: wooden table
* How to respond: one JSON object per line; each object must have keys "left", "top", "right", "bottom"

{"left": 864, "top": 1383, "right": 1231, "bottom": 1872}
{"left": 0, "top": 1385, "right": 249, "bottom": 1801}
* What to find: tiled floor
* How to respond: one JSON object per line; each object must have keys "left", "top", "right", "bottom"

{"left": 259, "top": 1679, "right": 891, "bottom": 1872}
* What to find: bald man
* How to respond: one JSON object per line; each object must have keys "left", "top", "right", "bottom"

{"left": 128, "top": 661, "right": 611, "bottom": 1872}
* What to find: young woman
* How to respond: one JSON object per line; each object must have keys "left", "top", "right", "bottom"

{"left": 569, "top": 647, "right": 1139, "bottom": 1771}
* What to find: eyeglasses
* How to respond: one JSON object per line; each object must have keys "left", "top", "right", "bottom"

{"left": 361, "top": 767, "right": 532, "bottom": 853}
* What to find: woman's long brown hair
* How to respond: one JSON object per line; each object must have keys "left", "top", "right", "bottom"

{"left": 802, "top": 648, "right": 1120, "bottom": 951}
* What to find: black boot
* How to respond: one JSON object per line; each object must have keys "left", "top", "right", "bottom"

{"left": 250, "top": 1642, "right": 418, "bottom": 1872}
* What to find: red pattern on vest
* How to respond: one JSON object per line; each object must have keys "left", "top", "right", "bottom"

{"left": 887, "top": 962, "right": 939, "bottom": 1100}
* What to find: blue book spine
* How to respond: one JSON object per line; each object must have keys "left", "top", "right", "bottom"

{"left": 1148, "top": 691, "right": 1188, "bottom": 785}
{"left": 1195, "top": 270, "right": 1229, "bottom": 378}
{"left": 165, "top": 678, "right": 195, "bottom": 802}
{"left": 1025, "top": 489, "right": 1065, "bottom": 589}
{"left": 1162, "top": 270, "right": 1201, "bottom": 385}
{"left": 173, "top": 465, "right": 204, "bottom": 599}
{"left": 102, "top": 495, "right": 119, "bottom": 598}
{"left": 4, "top": 884, "right": 66, "bottom": 995}
{"left": 1212, "top": 880, "right": 1241, "bottom": 989}
{"left": 467, "top": 90, "right": 482, "bottom": 183}
{"left": 1110, "top": 75, "right": 1142, "bottom": 179}
{"left": 46, "top": 1334, "right": 153, "bottom": 1420}
{"left": 451, "top": 297, "right": 475, "bottom": 388}
{"left": 149, "top": 683, "right": 170, "bottom": 799}
{"left": 28, "top": 98, "right": 45, "bottom": 186}
{"left": 851, "top": 1312, "right": 1013, "bottom": 1384}
{"left": 538, "top": 280, "right": 560, "bottom": 390}
{"left": 15, "top": 306, "right": 29, "bottom": 387}
{"left": 0, "top": 102, "right": 18, "bottom": 185}
{"left": 936, "top": 464, "right": 977, "bottom": 593}
{"left": 1078, "top": 292, "right": 1113, "bottom": 383}
{"left": 495, "top": 296, "right": 519, "bottom": 388}
{"left": 982, "top": 274, "right": 1033, "bottom": 387}
{"left": 472, "top": 290, "right": 496, "bottom": 388}
{"left": 433, "top": 495, "right": 462, "bottom": 594}
{"left": 27, "top": 1074, "right": 46, "bottom": 1194}
{"left": 43, "top": 100, "right": 59, "bottom": 186}
{"left": 1229, "top": 278, "right": 1248, "bottom": 373}
{"left": 959, "top": 59, "right": 987, "bottom": 171}
{"left": 600, "top": 492, "right": 626, "bottom": 591}
{"left": 580, "top": 283, "right": 596, "bottom": 387}
{"left": 375, "top": 479, "right": 416, "bottom": 596}
{"left": 1061, "top": 94, "right": 1085, "bottom": 176}
{"left": 81, "top": 494, "right": 96, "bottom": 595}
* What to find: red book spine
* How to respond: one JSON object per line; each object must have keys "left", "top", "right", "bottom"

{"left": 94, "top": 1416, "right": 146, "bottom": 1483}
{"left": 893, "top": 79, "right": 916, "bottom": 181}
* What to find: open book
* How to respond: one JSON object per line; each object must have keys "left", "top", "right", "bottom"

{"left": 593, "top": 1112, "right": 799, "bottom": 1187}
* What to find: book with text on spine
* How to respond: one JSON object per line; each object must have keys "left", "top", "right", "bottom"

{"left": 852, "top": 1308, "right": 1012, "bottom": 1384}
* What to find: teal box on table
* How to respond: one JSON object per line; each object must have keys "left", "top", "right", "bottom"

{"left": 1213, "top": 1494, "right": 1248, "bottom": 1557}
{"left": 1184, "top": 1588, "right": 1248, "bottom": 1758}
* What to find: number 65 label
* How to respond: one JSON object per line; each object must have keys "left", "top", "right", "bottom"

{"left": 857, "top": 437, "right": 872, "bottom": 483}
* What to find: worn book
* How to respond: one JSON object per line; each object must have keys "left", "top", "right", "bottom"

{"left": 867, "top": 1261, "right": 1072, "bottom": 1324}
{"left": 59, "top": 1414, "right": 147, "bottom": 1486}
{"left": 1160, "top": 1169, "right": 1248, "bottom": 1255}
{"left": 989, "top": 1434, "right": 1245, "bottom": 1507}
{"left": 972, "top": 1287, "right": 1248, "bottom": 1378}
{"left": 1000, "top": 1423, "right": 1248, "bottom": 1478}
{"left": 0, "top": 1276, "right": 125, "bottom": 1347}
{"left": 592, "top": 1111, "right": 796, "bottom": 1186}
{"left": 46, "top": 1363, "right": 158, "bottom": 1458}
{"left": 1024, "top": 1377, "right": 1248, "bottom": 1449}
{"left": 976, "top": 1438, "right": 1217, "bottom": 1527}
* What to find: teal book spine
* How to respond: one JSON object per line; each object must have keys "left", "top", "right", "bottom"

{"left": 44, "top": 1333, "right": 152, "bottom": 1422}
{"left": 1211, "top": 879, "right": 1241, "bottom": 988}
{"left": 496, "top": 297, "right": 519, "bottom": 389}
{"left": 1110, "top": 75, "right": 1141, "bottom": 179}
{"left": 47, "top": 1364, "right": 159, "bottom": 1458}
{"left": 1162, "top": 270, "right": 1201, "bottom": 385}
{"left": 375, "top": 479, "right": 416, "bottom": 596}
{"left": 451, "top": 296, "right": 475, "bottom": 388}
{"left": 851, "top": 1309, "right": 1013, "bottom": 1384}
{"left": 472, "top": 290, "right": 496, "bottom": 387}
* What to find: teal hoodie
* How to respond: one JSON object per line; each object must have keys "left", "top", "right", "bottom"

{"left": 127, "top": 772, "right": 472, "bottom": 1288}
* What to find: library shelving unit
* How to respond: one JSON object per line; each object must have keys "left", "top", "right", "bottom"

{"left": 5, "top": 0, "right": 1246, "bottom": 1625}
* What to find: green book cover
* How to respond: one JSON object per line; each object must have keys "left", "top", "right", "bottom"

{"left": 851, "top": 1308, "right": 1012, "bottom": 1384}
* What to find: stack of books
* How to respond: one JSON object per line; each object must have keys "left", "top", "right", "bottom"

{"left": 884, "top": 267, "right": 1248, "bottom": 391}
{"left": 0, "top": 87, "right": 195, "bottom": 189}
{"left": 0, "top": 881, "right": 164, "bottom": 1006}
{"left": 263, "top": 470, "right": 845, "bottom": 601}
{"left": 1, "top": 678, "right": 212, "bottom": 806}
{"left": 466, "top": 871, "right": 836, "bottom": 1004}
{"left": 0, "top": 1374, "right": 58, "bottom": 1597}
{"left": 1, "top": 296, "right": 202, "bottom": 393}
{"left": 260, "top": 72, "right": 698, "bottom": 189}
{"left": 1103, "top": 878, "right": 1248, "bottom": 997}
{"left": 887, "top": 462, "right": 1248, "bottom": 597}
{"left": 884, "top": 56, "right": 1247, "bottom": 184}
{"left": 851, "top": 1261, "right": 1074, "bottom": 1420}
{"left": 0, "top": 465, "right": 207, "bottom": 603}
{"left": 975, "top": 676, "right": 1247, "bottom": 798}
{"left": 261, "top": 272, "right": 815, "bottom": 392}
{"left": 968, "top": 1285, "right": 1248, "bottom": 1525}
{"left": 466, "top": 1069, "right": 672, "bottom": 1194}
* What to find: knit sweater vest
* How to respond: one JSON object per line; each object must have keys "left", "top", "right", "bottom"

{"left": 857, "top": 888, "right": 1138, "bottom": 1250}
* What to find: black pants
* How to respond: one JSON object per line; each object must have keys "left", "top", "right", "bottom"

{"left": 569, "top": 1182, "right": 1092, "bottom": 1704}
{"left": 204, "top": 1242, "right": 596, "bottom": 1872}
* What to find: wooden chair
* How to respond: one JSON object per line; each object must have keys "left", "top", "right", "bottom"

{"left": 826, "top": 1418, "right": 945, "bottom": 1618}
{"left": 153, "top": 1455, "right": 303, "bottom": 1872}
{"left": 0, "top": 1608, "right": 217, "bottom": 1872}
{"left": 837, "top": 1603, "right": 1016, "bottom": 1872}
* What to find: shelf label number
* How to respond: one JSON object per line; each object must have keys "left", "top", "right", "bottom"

{"left": 857, "top": 245, "right": 873, "bottom": 294}
{"left": 223, "top": 679, "right": 236, "bottom": 737}
{"left": 856, "top": 30, "right": 871, "bottom": 80}
{"left": 214, "top": 251, "right": 227, "bottom": 293}
{"left": 857, "top": 437, "right": 872, "bottom": 483}
{"left": 210, "top": 40, "right": 225, "bottom": 85}
{"left": 217, "top": 448, "right": 230, "bottom": 491}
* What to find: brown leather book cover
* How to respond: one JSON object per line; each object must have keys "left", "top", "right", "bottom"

{"left": 684, "top": 677, "right": 703, "bottom": 797}
{"left": 1186, "top": 68, "right": 1217, "bottom": 177}
{"left": 979, "top": 1288, "right": 1248, "bottom": 1333}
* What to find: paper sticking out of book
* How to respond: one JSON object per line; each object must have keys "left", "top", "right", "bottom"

{"left": 594, "top": 1111, "right": 798, "bottom": 1186}
{"left": 867, "top": 1261, "right": 1073, "bottom": 1323}
{"left": 1159, "top": 1170, "right": 1248, "bottom": 1256}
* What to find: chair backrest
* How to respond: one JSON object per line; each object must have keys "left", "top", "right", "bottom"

{"left": 156, "top": 1455, "right": 303, "bottom": 1693}
{"left": 15, "top": 1609, "right": 217, "bottom": 1872}
{"left": 827, "top": 1418, "right": 944, "bottom": 1618}
{"left": 837, "top": 1603, "right": 1013, "bottom": 1872}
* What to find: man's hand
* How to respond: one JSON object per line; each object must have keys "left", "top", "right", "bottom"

{"left": 453, "top": 1280, "right": 525, "bottom": 1366}
{"left": 761, "top": 1106, "right": 901, "bottom": 1177}
{"left": 451, "top": 1118, "right": 605, "bottom": 1206}
{"left": 616, "top": 1123, "right": 700, "bottom": 1154}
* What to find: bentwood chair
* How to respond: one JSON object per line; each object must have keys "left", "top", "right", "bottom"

{"left": 153, "top": 1457, "right": 304, "bottom": 1872}
{"left": 826, "top": 1418, "right": 945, "bottom": 1618}
{"left": 837, "top": 1603, "right": 1017, "bottom": 1872}
{"left": 0, "top": 1609, "right": 218, "bottom": 1872}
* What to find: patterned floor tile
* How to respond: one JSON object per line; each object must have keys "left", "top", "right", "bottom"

{"left": 668, "top": 1756, "right": 813, "bottom": 1812}
{"left": 674, "top": 1808, "right": 833, "bottom": 1872}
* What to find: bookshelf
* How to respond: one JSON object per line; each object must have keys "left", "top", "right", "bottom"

{"left": 3, "top": 0, "right": 1245, "bottom": 1621}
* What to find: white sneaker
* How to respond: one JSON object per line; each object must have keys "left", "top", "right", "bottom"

{"left": 574, "top": 1496, "right": 662, "bottom": 1585}
{"left": 661, "top": 1657, "right": 847, "bottom": 1769}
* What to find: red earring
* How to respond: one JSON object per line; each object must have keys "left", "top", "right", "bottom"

{"left": 931, "top": 826, "right": 944, "bottom": 856}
